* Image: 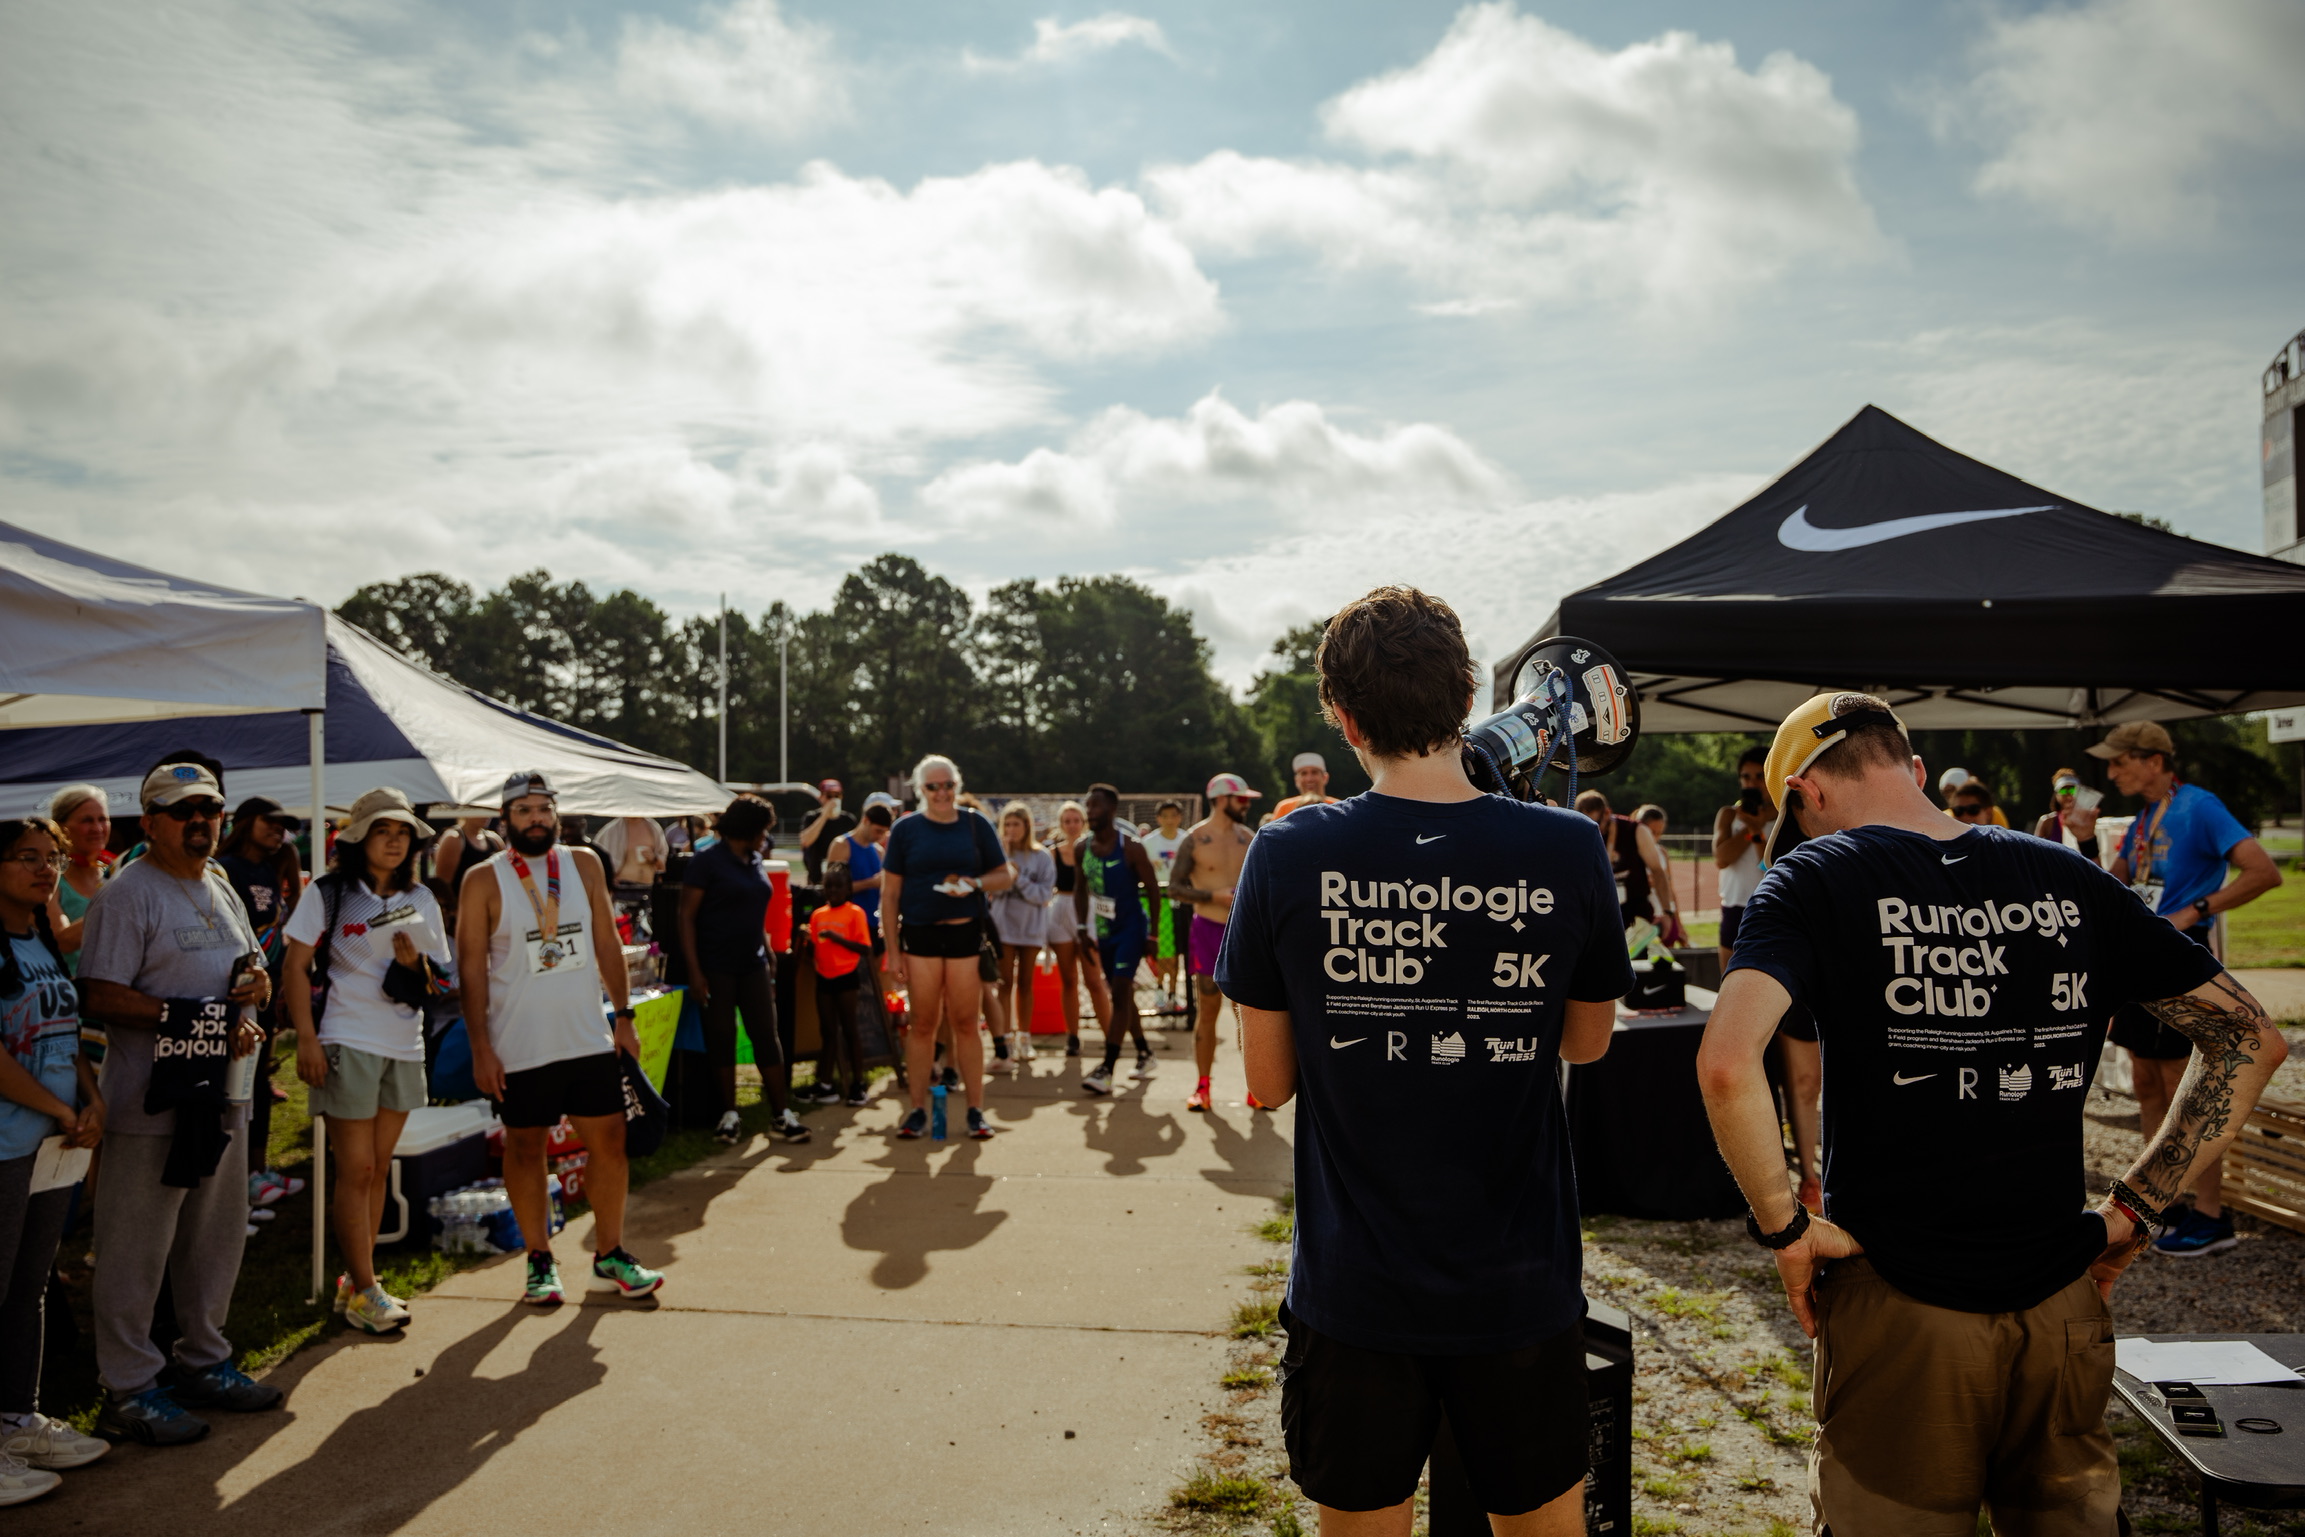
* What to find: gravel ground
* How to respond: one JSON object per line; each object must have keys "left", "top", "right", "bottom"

{"left": 1158, "top": 1029, "right": 2305, "bottom": 1536}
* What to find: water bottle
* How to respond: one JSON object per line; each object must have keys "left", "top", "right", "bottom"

{"left": 547, "top": 1174, "right": 565, "bottom": 1236}
{"left": 930, "top": 1081, "right": 948, "bottom": 1141}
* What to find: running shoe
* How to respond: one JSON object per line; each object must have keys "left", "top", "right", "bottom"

{"left": 0, "top": 1451, "right": 59, "bottom": 1506}
{"left": 248, "top": 1205, "right": 275, "bottom": 1223}
{"left": 806, "top": 1080, "right": 844, "bottom": 1104}
{"left": 714, "top": 1109, "right": 743, "bottom": 1145}
{"left": 2, "top": 1413, "right": 109, "bottom": 1470}
{"left": 168, "top": 1361, "right": 282, "bottom": 1413}
{"left": 1187, "top": 1083, "right": 1210, "bottom": 1112}
{"left": 1246, "top": 1091, "right": 1267, "bottom": 1111}
{"left": 1133, "top": 1049, "right": 1156, "bottom": 1080}
{"left": 249, "top": 1169, "right": 306, "bottom": 1206}
{"left": 1015, "top": 1032, "right": 1036, "bottom": 1062}
{"left": 1082, "top": 1066, "right": 1113, "bottom": 1096}
{"left": 523, "top": 1252, "right": 566, "bottom": 1307}
{"left": 590, "top": 1247, "right": 664, "bottom": 1298}
{"left": 966, "top": 1107, "right": 995, "bottom": 1140}
{"left": 94, "top": 1388, "right": 208, "bottom": 1447}
{"left": 777, "top": 1109, "right": 812, "bottom": 1144}
{"left": 333, "top": 1273, "right": 353, "bottom": 1315}
{"left": 2154, "top": 1208, "right": 2240, "bottom": 1258}
{"left": 1066, "top": 1034, "right": 1081, "bottom": 1057}
{"left": 897, "top": 1108, "right": 929, "bottom": 1139}
{"left": 940, "top": 1065, "right": 961, "bottom": 1090}
{"left": 345, "top": 1285, "right": 412, "bottom": 1335}
{"left": 845, "top": 1087, "right": 870, "bottom": 1108}
{"left": 245, "top": 1222, "right": 260, "bottom": 1238}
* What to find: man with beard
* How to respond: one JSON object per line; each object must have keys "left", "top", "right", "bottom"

{"left": 458, "top": 771, "right": 662, "bottom": 1307}
{"left": 78, "top": 761, "right": 280, "bottom": 1445}
{"left": 1169, "top": 773, "right": 1260, "bottom": 1112}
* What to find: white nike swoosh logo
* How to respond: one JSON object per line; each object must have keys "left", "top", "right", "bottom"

{"left": 1942, "top": 854, "right": 1966, "bottom": 865}
{"left": 1415, "top": 834, "right": 1444, "bottom": 845}
{"left": 1892, "top": 1072, "right": 1936, "bottom": 1086}
{"left": 1330, "top": 1036, "right": 1367, "bottom": 1049}
{"left": 1776, "top": 504, "right": 2053, "bottom": 552}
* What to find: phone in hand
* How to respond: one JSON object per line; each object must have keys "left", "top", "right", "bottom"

{"left": 229, "top": 952, "right": 262, "bottom": 995}
{"left": 1739, "top": 788, "right": 1765, "bottom": 815}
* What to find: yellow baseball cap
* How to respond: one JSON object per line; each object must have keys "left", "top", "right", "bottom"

{"left": 1760, "top": 693, "right": 1909, "bottom": 862}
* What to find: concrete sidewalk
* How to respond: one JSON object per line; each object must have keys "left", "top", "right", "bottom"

{"left": 27, "top": 1025, "right": 1292, "bottom": 1536}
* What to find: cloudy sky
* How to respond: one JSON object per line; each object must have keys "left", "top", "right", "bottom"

{"left": 5, "top": 0, "right": 2302, "bottom": 684}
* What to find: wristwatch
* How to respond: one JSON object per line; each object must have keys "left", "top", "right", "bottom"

{"left": 611, "top": 1007, "right": 636, "bottom": 1020}
{"left": 2191, "top": 897, "right": 2213, "bottom": 921}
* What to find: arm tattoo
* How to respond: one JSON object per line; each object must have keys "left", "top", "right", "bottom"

{"left": 1169, "top": 839, "right": 1209, "bottom": 904}
{"left": 2128, "top": 971, "right": 2273, "bottom": 1209}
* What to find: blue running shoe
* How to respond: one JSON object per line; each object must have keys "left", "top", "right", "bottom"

{"left": 170, "top": 1361, "right": 283, "bottom": 1413}
{"left": 2154, "top": 1207, "right": 2239, "bottom": 1259}
{"left": 94, "top": 1388, "right": 210, "bottom": 1446}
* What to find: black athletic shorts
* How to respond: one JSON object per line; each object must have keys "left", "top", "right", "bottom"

{"left": 900, "top": 918, "right": 980, "bottom": 959}
{"left": 1718, "top": 904, "right": 1744, "bottom": 951}
{"left": 2109, "top": 924, "right": 2212, "bottom": 1060}
{"left": 1277, "top": 1302, "right": 1589, "bottom": 1515}
{"left": 498, "top": 1051, "right": 625, "bottom": 1129}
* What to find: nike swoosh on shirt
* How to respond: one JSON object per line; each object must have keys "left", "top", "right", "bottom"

{"left": 1415, "top": 834, "right": 1445, "bottom": 845}
{"left": 1776, "top": 504, "right": 2053, "bottom": 552}
{"left": 1942, "top": 854, "right": 1967, "bottom": 865}
{"left": 1330, "top": 1036, "right": 1368, "bottom": 1049}
{"left": 1892, "top": 1072, "right": 1936, "bottom": 1086}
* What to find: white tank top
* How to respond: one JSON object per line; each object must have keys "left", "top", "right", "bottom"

{"left": 1717, "top": 819, "right": 1768, "bottom": 908}
{"left": 483, "top": 850, "right": 613, "bottom": 1074}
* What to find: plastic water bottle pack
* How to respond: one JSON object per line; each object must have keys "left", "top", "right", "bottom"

{"left": 429, "top": 1176, "right": 565, "bottom": 1255}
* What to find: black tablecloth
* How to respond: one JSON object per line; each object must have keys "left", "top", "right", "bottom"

{"left": 1567, "top": 1005, "right": 1746, "bottom": 1221}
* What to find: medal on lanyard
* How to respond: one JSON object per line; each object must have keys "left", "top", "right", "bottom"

{"left": 2128, "top": 795, "right": 2169, "bottom": 913}
{"left": 511, "top": 851, "right": 569, "bottom": 973}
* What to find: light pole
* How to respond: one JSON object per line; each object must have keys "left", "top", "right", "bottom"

{"left": 717, "top": 594, "right": 728, "bottom": 784}
{"left": 778, "top": 620, "right": 789, "bottom": 787}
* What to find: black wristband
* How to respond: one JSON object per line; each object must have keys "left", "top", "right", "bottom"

{"left": 1746, "top": 1204, "right": 1811, "bottom": 1250}
{"left": 2109, "top": 1178, "right": 2167, "bottom": 1230}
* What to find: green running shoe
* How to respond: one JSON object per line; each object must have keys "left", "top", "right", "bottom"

{"left": 589, "top": 1246, "right": 663, "bottom": 1299}
{"left": 522, "top": 1253, "right": 565, "bottom": 1307}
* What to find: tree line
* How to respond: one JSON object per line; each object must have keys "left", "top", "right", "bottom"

{"left": 337, "top": 554, "right": 1366, "bottom": 803}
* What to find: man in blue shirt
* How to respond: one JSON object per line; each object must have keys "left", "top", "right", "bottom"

{"left": 1216, "top": 585, "right": 1630, "bottom": 1535}
{"left": 2092, "top": 720, "right": 2285, "bottom": 1256}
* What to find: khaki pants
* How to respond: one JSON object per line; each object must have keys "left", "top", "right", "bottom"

{"left": 1811, "top": 1259, "right": 2119, "bottom": 1537}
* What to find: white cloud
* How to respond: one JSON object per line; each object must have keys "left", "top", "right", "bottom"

{"left": 1148, "top": 4, "right": 1879, "bottom": 311}
{"left": 1161, "top": 474, "right": 1762, "bottom": 688}
{"left": 618, "top": 0, "right": 849, "bottom": 136}
{"left": 965, "top": 13, "right": 1174, "bottom": 72}
{"left": 920, "top": 390, "right": 1509, "bottom": 527}
{"left": 1954, "top": 0, "right": 2305, "bottom": 235}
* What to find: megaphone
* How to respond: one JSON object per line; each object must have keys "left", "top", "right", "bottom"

{"left": 1463, "top": 636, "right": 1639, "bottom": 800}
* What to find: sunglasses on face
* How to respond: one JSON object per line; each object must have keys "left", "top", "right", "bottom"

{"left": 1, "top": 852, "right": 67, "bottom": 873}
{"left": 1953, "top": 804, "right": 1987, "bottom": 818}
{"left": 158, "top": 800, "right": 225, "bottom": 822}
{"left": 2053, "top": 786, "right": 2078, "bottom": 798}
{"left": 923, "top": 781, "right": 957, "bottom": 793}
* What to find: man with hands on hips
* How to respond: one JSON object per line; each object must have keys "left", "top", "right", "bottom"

{"left": 1698, "top": 694, "right": 2283, "bottom": 1537}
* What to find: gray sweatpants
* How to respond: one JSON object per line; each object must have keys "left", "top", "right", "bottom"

{"left": 0, "top": 1153, "right": 75, "bottom": 1415}
{"left": 91, "top": 1130, "right": 248, "bottom": 1397}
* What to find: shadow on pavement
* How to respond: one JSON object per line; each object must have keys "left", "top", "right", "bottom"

{"left": 841, "top": 1139, "right": 1008, "bottom": 1289}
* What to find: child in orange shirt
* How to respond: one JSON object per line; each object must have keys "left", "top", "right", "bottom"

{"left": 805, "top": 866, "right": 875, "bottom": 1107}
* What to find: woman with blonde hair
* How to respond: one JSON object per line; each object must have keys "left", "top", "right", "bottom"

{"left": 988, "top": 804, "right": 1056, "bottom": 1065}
{"left": 42, "top": 786, "right": 112, "bottom": 973}
{"left": 879, "top": 755, "right": 1015, "bottom": 1139}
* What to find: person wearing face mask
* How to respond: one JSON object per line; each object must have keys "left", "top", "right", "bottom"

{"left": 457, "top": 771, "right": 662, "bottom": 1308}
{"left": 77, "top": 761, "right": 278, "bottom": 1446}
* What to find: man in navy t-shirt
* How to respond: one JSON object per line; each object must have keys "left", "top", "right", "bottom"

{"left": 1697, "top": 693, "right": 2284, "bottom": 1536}
{"left": 1216, "top": 585, "right": 1631, "bottom": 1532}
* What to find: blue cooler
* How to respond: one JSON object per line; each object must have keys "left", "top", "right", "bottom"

{"left": 378, "top": 1101, "right": 496, "bottom": 1247}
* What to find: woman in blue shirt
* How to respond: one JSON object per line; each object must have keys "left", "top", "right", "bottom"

{"left": 880, "top": 756, "right": 1014, "bottom": 1141}
{"left": 0, "top": 816, "right": 110, "bottom": 1497}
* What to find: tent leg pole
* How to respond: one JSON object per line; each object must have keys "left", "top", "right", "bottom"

{"left": 307, "top": 710, "right": 325, "bottom": 838}
{"left": 310, "top": 1114, "right": 326, "bottom": 1306}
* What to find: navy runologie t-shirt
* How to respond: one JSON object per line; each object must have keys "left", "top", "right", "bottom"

{"left": 1216, "top": 792, "right": 1633, "bottom": 1355}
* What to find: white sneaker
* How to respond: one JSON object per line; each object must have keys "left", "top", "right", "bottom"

{"left": 1015, "top": 1032, "right": 1035, "bottom": 1062}
{"left": 0, "top": 1450, "right": 60, "bottom": 1507}
{"left": 1, "top": 1414, "right": 108, "bottom": 1470}
{"left": 346, "top": 1284, "right": 412, "bottom": 1334}
{"left": 1082, "top": 1066, "right": 1113, "bottom": 1095}
{"left": 714, "top": 1110, "right": 742, "bottom": 1146}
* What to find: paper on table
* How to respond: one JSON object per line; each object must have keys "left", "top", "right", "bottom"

{"left": 30, "top": 1135, "right": 93, "bottom": 1194}
{"left": 2115, "top": 1338, "right": 2304, "bottom": 1386}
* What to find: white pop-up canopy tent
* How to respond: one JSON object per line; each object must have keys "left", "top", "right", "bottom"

{"left": 0, "top": 519, "right": 729, "bottom": 821}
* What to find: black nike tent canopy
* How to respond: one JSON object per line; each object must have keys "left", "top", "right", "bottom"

{"left": 1497, "top": 406, "right": 2305, "bottom": 731}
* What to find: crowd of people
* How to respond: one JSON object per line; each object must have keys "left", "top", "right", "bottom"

{"left": 0, "top": 589, "right": 2291, "bottom": 1532}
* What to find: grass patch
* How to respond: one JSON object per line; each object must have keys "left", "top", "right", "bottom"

{"left": 1641, "top": 1473, "right": 1691, "bottom": 1499}
{"left": 2230, "top": 874, "right": 2305, "bottom": 973}
{"left": 1232, "top": 1297, "right": 1281, "bottom": 1339}
{"left": 1170, "top": 1470, "right": 1274, "bottom": 1517}
{"left": 1733, "top": 1462, "right": 1776, "bottom": 1492}
{"left": 1244, "top": 1257, "right": 1288, "bottom": 1279}
{"left": 1220, "top": 1364, "right": 1274, "bottom": 1391}
{"left": 1254, "top": 1213, "right": 1294, "bottom": 1244}
{"left": 1673, "top": 1442, "right": 1713, "bottom": 1463}
{"left": 1652, "top": 1286, "right": 1726, "bottom": 1324}
{"left": 1760, "top": 1350, "right": 1812, "bottom": 1393}
{"left": 1270, "top": 1511, "right": 1306, "bottom": 1537}
{"left": 1632, "top": 1515, "right": 1681, "bottom": 1535}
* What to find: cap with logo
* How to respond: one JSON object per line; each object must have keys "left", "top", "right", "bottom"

{"left": 1760, "top": 694, "right": 1910, "bottom": 863}
{"left": 1290, "top": 752, "right": 1326, "bottom": 772}
{"left": 1206, "top": 772, "right": 1261, "bottom": 800}
{"left": 340, "top": 786, "right": 434, "bottom": 845}
{"left": 2084, "top": 721, "right": 2175, "bottom": 761}
{"left": 500, "top": 769, "right": 559, "bottom": 808}
{"left": 140, "top": 762, "right": 225, "bottom": 811}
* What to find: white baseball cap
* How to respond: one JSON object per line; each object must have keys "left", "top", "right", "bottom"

{"left": 140, "top": 761, "right": 224, "bottom": 810}
{"left": 1291, "top": 752, "right": 1326, "bottom": 772}
{"left": 1206, "top": 772, "right": 1261, "bottom": 799}
{"left": 1936, "top": 767, "right": 1970, "bottom": 793}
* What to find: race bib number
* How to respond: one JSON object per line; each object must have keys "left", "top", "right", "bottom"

{"left": 1614, "top": 879, "right": 1629, "bottom": 906}
{"left": 1090, "top": 895, "right": 1117, "bottom": 923}
{"left": 2130, "top": 880, "right": 2165, "bottom": 913}
{"left": 525, "top": 922, "right": 586, "bottom": 976}
{"left": 372, "top": 902, "right": 422, "bottom": 931}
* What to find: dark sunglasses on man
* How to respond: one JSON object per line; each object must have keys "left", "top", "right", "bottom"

{"left": 157, "top": 799, "right": 226, "bottom": 822}
{"left": 1952, "top": 802, "right": 1988, "bottom": 818}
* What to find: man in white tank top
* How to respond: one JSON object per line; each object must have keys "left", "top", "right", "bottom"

{"left": 457, "top": 771, "right": 662, "bottom": 1306}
